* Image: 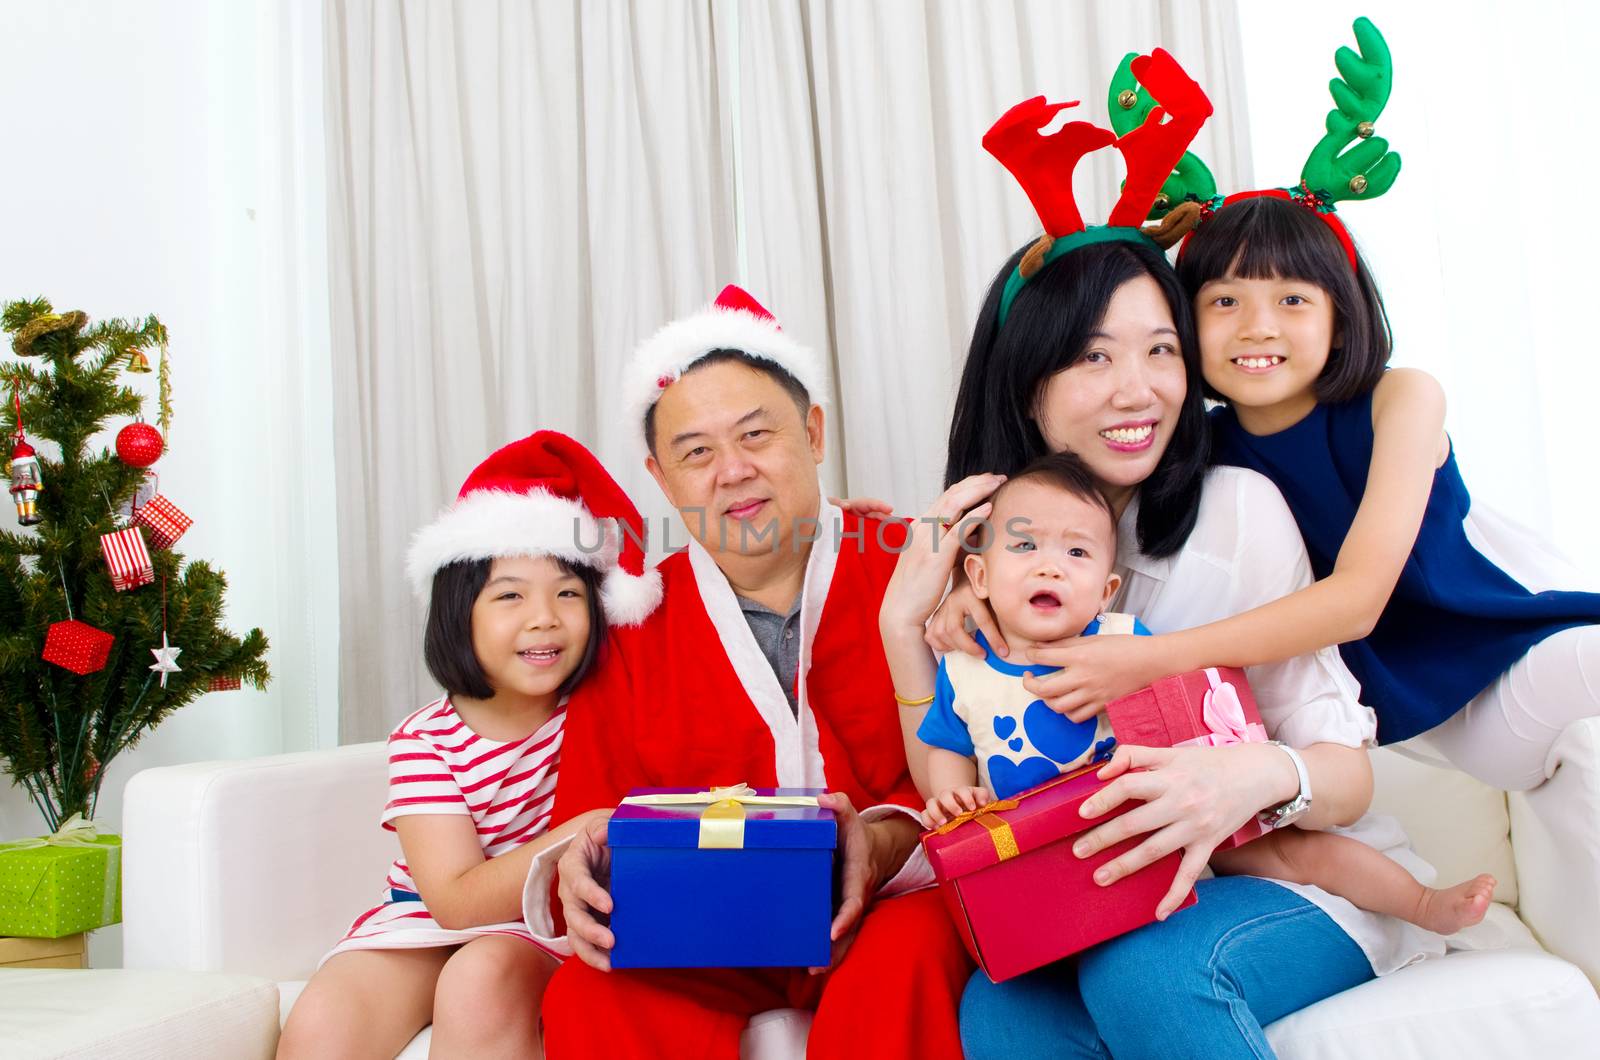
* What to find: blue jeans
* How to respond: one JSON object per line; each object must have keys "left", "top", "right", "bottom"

{"left": 960, "top": 876, "right": 1374, "bottom": 1059}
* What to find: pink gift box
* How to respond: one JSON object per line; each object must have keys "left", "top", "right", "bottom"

{"left": 922, "top": 763, "right": 1196, "bottom": 983}
{"left": 1106, "top": 667, "right": 1270, "bottom": 850}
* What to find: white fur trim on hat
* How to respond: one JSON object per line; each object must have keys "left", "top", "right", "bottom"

{"left": 406, "top": 487, "right": 618, "bottom": 592}
{"left": 624, "top": 306, "right": 828, "bottom": 444}
{"left": 601, "top": 565, "right": 665, "bottom": 627}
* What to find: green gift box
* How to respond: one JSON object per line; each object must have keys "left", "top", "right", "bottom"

{"left": 0, "top": 824, "right": 122, "bottom": 939}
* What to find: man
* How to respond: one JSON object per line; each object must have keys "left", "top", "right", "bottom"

{"left": 523, "top": 286, "right": 969, "bottom": 1058}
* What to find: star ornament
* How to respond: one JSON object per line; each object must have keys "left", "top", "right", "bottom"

{"left": 149, "top": 631, "right": 183, "bottom": 688}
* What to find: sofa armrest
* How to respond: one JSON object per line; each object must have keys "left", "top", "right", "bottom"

{"left": 122, "top": 743, "right": 395, "bottom": 982}
{"left": 1509, "top": 716, "right": 1600, "bottom": 987}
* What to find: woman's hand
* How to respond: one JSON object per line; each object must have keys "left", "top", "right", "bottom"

{"left": 879, "top": 473, "right": 1004, "bottom": 637}
{"left": 830, "top": 495, "right": 895, "bottom": 517}
{"left": 1070, "top": 742, "right": 1298, "bottom": 919}
{"left": 924, "top": 576, "right": 1008, "bottom": 660}
{"left": 1023, "top": 633, "right": 1174, "bottom": 721}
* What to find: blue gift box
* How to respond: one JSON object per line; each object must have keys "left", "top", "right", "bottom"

{"left": 608, "top": 786, "right": 836, "bottom": 968}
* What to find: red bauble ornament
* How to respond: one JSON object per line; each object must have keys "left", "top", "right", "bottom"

{"left": 116, "top": 421, "right": 164, "bottom": 468}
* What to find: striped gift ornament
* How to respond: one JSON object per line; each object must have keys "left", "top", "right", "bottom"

{"left": 99, "top": 527, "right": 154, "bottom": 591}
{"left": 131, "top": 494, "right": 192, "bottom": 550}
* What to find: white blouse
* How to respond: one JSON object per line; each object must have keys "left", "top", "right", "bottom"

{"left": 1117, "top": 465, "right": 1443, "bottom": 976}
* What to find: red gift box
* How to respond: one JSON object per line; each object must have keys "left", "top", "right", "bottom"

{"left": 42, "top": 620, "right": 116, "bottom": 674}
{"left": 99, "top": 526, "right": 154, "bottom": 591}
{"left": 922, "top": 764, "right": 1197, "bottom": 983}
{"left": 207, "top": 674, "right": 242, "bottom": 692}
{"left": 131, "top": 494, "right": 192, "bottom": 550}
{"left": 1106, "top": 666, "right": 1270, "bottom": 850}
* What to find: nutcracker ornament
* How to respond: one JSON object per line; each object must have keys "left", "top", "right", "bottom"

{"left": 8, "top": 389, "right": 42, "bottom": 526}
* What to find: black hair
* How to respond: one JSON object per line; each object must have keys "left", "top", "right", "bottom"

{"left": 996, "top": 449, "right": 1116, "bottom": 527}
{"left": 947, "top": 238, "right": 1209, "bottom": 559}
{"left": 423, "top": 556, "right": 606, "bottom": 701}
{"left": 1177, "top": 195, "right": 1392, "bottom": 402}
{"left": 644, "top": 349, "right": 812, "bottom": 456}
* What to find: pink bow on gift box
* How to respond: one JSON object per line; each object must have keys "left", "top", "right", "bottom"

{"left": 1179, "top": 668, "right": 1268, "bottom": 748}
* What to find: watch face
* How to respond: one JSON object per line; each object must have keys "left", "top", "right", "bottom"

{"left": 1271, "top": 799, "right": 1310, "bottom": 829}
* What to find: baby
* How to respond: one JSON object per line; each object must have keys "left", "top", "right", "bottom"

{"left": 915, "top": 453, "right": 1141, "bottom": 816}
{"left": 915, "top": 451, "right": 1495, "bottom": 936}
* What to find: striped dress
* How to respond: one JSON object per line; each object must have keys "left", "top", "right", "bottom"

{"left": 322, "top": 695, "right": 565, "bottom": 963}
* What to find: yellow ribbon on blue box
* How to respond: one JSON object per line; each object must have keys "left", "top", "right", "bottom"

{"left": 619, "top": 784, "right": 822, "bottom": 849}
{"left": 0, "top": 813, "right": 122, "bottom": 938}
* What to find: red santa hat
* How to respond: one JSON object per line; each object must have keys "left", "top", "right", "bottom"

{"left": 406, "top": 431, "right": 663, "bottom": 626}
{"left": 623, "top": 284, "right": 828, "bottom": 443}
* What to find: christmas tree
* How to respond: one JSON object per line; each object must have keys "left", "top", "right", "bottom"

{"left": 0, "top": 299, "right": 269, "bottom": 831}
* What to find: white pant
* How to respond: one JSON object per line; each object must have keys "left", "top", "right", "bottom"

{"left": 1422, "top": 624, "right": 1600, "bottom": 791}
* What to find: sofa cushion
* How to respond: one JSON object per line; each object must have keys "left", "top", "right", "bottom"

{"left": 1265, "top": 945, "right": 1600, "bottom": 1058}
{"left": 1, "top": 968, "right": 280, "bottom": 1059}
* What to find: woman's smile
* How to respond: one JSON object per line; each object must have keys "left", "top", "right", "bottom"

{"left": 1098, "top": 420, "right": 1157, "bottom": 451}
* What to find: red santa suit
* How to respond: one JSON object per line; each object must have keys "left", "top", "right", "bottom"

{"left": 523, "top": 502, "right": 970, "bottom": 1059}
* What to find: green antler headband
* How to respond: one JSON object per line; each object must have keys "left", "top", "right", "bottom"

{"left": 1303, "top": 16, "right": 1401, "bottom": 202}
{"left": 1178, "top": 16, "right": 1402, "bottom": 271}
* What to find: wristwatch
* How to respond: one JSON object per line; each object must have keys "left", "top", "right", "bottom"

{"left": 1258, "top": 740, "right": 1312, "bottom": 830}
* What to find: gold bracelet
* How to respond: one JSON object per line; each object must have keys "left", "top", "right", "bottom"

{"left": 895, "top": 691, "right": 935, "bottom": 707}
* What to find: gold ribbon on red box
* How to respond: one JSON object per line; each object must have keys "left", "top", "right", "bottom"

{"left": 932, "top": 761, "right": 1108, "bottom": 863}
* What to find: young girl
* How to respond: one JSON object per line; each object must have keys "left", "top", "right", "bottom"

{"left": 1025, "top": 187, "right": 1600, "bottom": 795}
{"left": 277, "top": 431, "right": 661, "bottom": 1060}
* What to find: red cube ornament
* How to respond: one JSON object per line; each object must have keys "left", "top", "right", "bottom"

{"left": 42, "top": 620, "right": 116, "bottom": 675}
{"left": 100, "top": 526, "right": 155, "bottom": 591}
{"left": 131, "top": 494, "right": 192, "bottom": 550}
{"left": 207, "top": 674, "right": 242, "bottom": 692}
{"left": 1106, "top": 667, "right": 1271, "bottom": 850}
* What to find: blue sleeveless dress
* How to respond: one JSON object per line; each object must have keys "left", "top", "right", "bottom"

{"left": 1210, "top": 395, "right": 1600, "bottom": 744}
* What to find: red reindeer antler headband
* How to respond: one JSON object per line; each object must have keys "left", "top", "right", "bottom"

{"left": 990, "top": 48, "right": 1213, "bottom": 325}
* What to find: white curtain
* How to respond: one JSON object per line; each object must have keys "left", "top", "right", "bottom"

{"left": 325, "top": 0, "right": 1249, "bottom": 741}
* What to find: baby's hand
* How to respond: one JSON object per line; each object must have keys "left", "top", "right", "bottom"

{"left": 922, "top": 785, "right": 993, "bottom": 829}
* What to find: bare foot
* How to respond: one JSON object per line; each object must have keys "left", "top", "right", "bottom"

{"left": 1412, "top": 873, "right": 1497, "bottom": 934}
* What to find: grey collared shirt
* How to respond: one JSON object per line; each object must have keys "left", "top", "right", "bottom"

{"left": 736, "top": 593, "right": 803, "bottom": 716}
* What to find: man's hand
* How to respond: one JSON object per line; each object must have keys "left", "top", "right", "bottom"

{"left": 811, "top": 792, "right": 919, "bottom": 975}
{"left": 922, "top": 785, "right": 991, "bottom": 828}
{"left": 556, "top": 814, "right": 616, "bottom": 971}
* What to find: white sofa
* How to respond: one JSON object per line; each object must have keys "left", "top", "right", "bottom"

{"left": 121, "top": 725, "right": 1600, "bottom": 1058}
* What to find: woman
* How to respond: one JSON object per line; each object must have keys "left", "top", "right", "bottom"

{"left": 882, "top": 238, "right": 1442, "bottom": 1058}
